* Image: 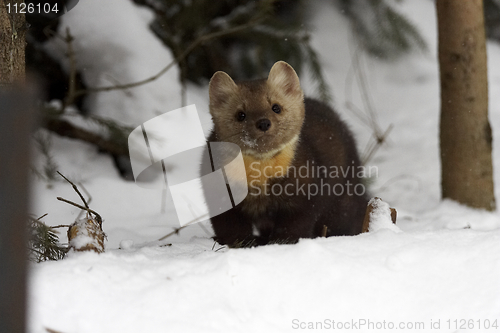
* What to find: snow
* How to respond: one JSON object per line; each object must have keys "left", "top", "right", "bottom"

{"left": 68, "top": 232, "right": 97, "bottom": 250}
{"left": 28, "top": 0, "right": 500, "bottom": 332}
{"left": 240, "top": 132, "right": 258, "bottom": 148}
{"left": 67, "top": 217, "right": 104, "bottom": 252}
{"left": 43, "top": 0, "right": 182, "bottom": 127}
{"left": 366, "top": 197, "right": 401, "bottom": 233}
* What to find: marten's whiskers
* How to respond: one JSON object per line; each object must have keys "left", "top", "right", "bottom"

{"left": 219, "top": 131, "right": 245, "bottom": 141}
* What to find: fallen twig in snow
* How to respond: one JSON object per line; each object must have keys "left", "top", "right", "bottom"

{"left": 362, "top": 197, "right": 398, "bottom": 233}
{"left": 56, "top": 172, "right": 106, "bottom": 253}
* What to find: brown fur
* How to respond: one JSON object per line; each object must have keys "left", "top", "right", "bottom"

{"left": 205, "top": 61, "right": 368, "bottom": 247}
{"left": 209, "top": 62, "right": 304, "bottom": 157}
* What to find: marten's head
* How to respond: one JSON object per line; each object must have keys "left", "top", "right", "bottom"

{"left": 209, "top": 61, "right": 305, "bottom": 159}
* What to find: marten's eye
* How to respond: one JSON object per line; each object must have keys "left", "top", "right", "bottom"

{"left": 236, "top": 111, "right": 246, "bottom": 121}
{"left": 272, "top": 104, "right": 281, "bottom": 114}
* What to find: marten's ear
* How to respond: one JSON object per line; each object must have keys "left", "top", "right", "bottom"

{"left": 209, "top": 71, "right": 238, "bottom": 112}
{"left": 267, "top": 61, "right": 303, "bottom": 98}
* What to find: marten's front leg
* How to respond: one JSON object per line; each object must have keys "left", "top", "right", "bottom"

{"left": 210, "top": 206, "right": 257, "bottom": 247}
{"left": 271, "top": 211, "right": 316, "bottom": 244}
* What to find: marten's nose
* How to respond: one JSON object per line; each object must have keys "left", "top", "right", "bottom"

{"left": 256, "top": 119, "right": 271, "bottom": 132}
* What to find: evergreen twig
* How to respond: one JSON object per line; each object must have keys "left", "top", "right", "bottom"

{"left": 28, "top": 214, "right": 68, "bottom": 262}
{"left": 338, "top": 0, "right": 427, "bottom": 59}
{"left": 303, "top": 42, "right": 331, "bottom": 103}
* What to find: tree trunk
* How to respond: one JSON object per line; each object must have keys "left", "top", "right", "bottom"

{"left": 436, "top": 0, "right": 496, "bottom": 210}
{"left": 0, "top": 0, "right": 26, "bottom": 86}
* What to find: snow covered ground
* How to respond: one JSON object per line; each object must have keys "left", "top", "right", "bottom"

{"left": 29, "top": 0, "right": 500, "bottom": 332}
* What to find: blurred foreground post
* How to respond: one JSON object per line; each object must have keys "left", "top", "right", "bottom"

{"left": 1, "top": 2, "right": 29, "bottom": 331}
{"left": 436, "top": 0, "right": 495, "bottom": 210}
{"left": 0, "top": 85, "right": 36, "bottom": 333}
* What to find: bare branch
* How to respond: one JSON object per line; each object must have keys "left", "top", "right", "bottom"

{"left": 56, "top": 197, "right": 102, "bottom": 226}
{"left": 50, "top": 224, "right": 72, "bottom": 229}
{"left": 71, "top": 19, "right": 262, "bottom": 98}
{"left": 345, "top": 35, "right": 393, "bottom": 164}
{"left": 62, "top": 27, "right": 77, "bottom": 110}
{"left": 43, "top": 117, "right": 128, "bottom": 156}
{"left": 157, "top": 214, "right": 209, "bottom": 241}
{"left": 57, "top": 171, "right": 89, "bottom": 209}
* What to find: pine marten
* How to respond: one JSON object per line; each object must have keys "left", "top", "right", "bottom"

{"left": 205, "top": 61, "right": 368, "bottom": 247}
